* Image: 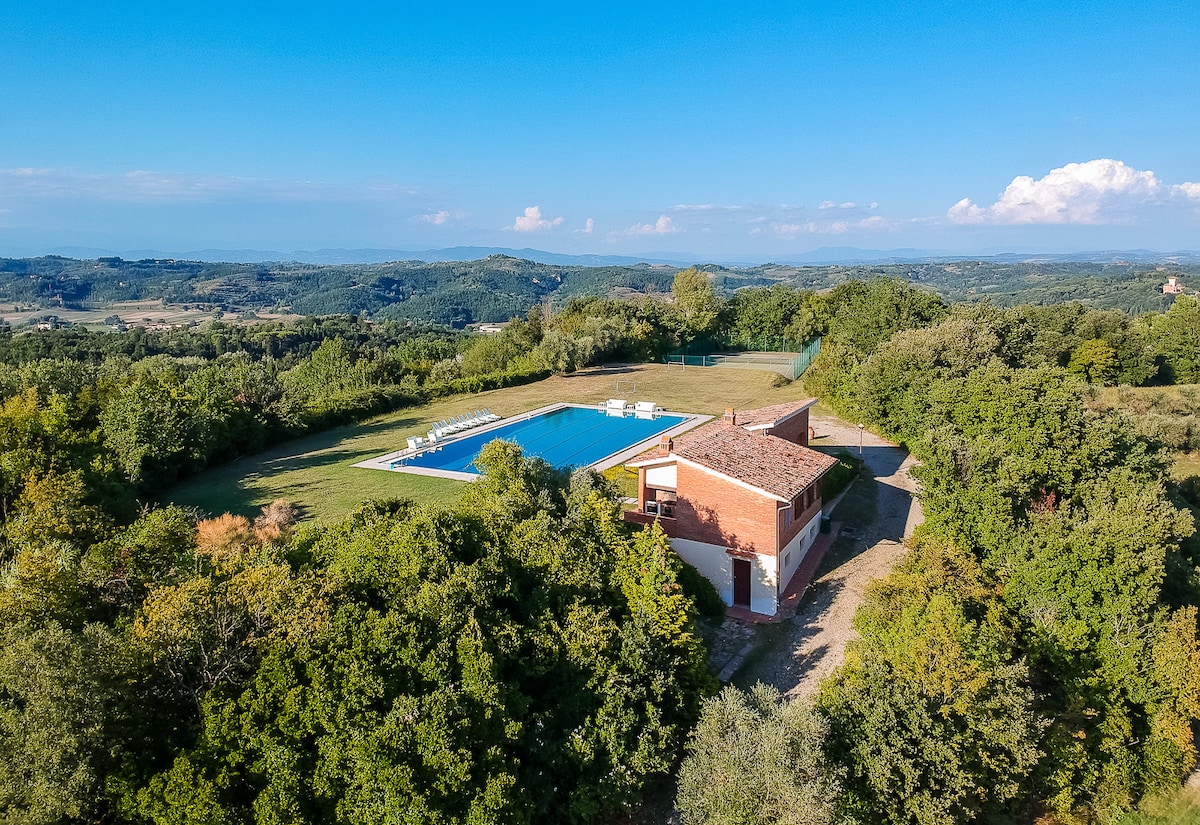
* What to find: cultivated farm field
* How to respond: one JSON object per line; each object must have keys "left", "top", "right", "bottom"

{"left": 0, "top": 299, "right": 301, "bottom": 328}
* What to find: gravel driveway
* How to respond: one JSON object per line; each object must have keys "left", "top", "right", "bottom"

{"left": 728, "top": 414, "right": 922, "bottom": 697}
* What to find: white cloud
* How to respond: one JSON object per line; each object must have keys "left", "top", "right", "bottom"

{"left": 509, "top": 205, "right": 564, "bottom": 232}
{"left": 772, "top": 215, "right": 893, "bottom": 237}
{"left": 669, "top": 203, "right": 752, "bottom": 214}
{"left": 419, "top": 210, "right": 451, "bottom": 225}
{"left": 773, "top": 220, "right": 821, "bottom": 236}
{"left": 626, "top": 215, "right": 679, "bottom": 235}
{"left": 583, "top": 217, "right": 594, "bottom": 234}
{"left": 656, "top": 200, "right": 893, "bottom": 238}
{"left": 776, "top": 217, "right": 892, "bottom": 237}
{"left": 0, "top": 166, "right": 421, "bottom": 204}
{"left": 948, "top": 159, "right": 1200, "bottom": 225}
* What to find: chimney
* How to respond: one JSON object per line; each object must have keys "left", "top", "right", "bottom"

{"left": 723, "top": 408, "right": 737, "bottom": 425}
{"left": 660, "top": 435, "right": 673, "bottom": 451}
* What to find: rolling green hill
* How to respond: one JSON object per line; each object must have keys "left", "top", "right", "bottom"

{"left": 0, "top": 254, "right": 1193, "bottom": 326}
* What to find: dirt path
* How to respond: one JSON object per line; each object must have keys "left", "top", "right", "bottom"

{"left": 732, "top": 414, "right": 922, "bottom": 698}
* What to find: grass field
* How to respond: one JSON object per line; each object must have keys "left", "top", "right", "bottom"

{"left": 0, "top": 300, "right": 300, "bottom": 329}
{"left": 1176, "top": 452, "right": 1200, "bottom": 480}
{"left": 1090, "top": 384, "right": 1200, "bottom": 481}
{"left": 165, "top": 362, "right": 814, "bottom": 524}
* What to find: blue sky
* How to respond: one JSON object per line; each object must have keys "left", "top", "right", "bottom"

{"left": 1, "top": 1, "right": 1198, "bottom": 259}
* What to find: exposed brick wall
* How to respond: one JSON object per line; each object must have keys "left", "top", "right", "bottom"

{"left": 623, "top": 509, "right": 658, "bottom": 528}
{"left": 625, "top": 451, "right": 822, "bottom": 556}
{"left": 671, "top": 462, "right": 779, "bottom": 555}
{"left": 625, "top": 468, "right": 677, "bottom": 532}
{"left": 777, "top": 491, "right": 822, "bottom": 550}
{"left": 767, "top": 409, "right": 810, "bottom": 446}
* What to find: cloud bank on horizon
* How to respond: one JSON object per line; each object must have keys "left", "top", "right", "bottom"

{"left": 948, "top": 159, "right": 1200, "bottom": 226}
{"left": 2, "top": 159, "right": 1199, "bottom": 257}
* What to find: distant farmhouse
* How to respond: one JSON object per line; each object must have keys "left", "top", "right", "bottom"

{"left": 623, "top": 400, "right": 836, "bottom": 616}
{"left": 475, "top": 322, "right": 510, "bottom": 335}
{"left": 1163, "top": 275, "right": 1185, "bottom": 295}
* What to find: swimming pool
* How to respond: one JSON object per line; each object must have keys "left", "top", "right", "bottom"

{"left": 377, "top": 403, "right": 699, "bottom": 479}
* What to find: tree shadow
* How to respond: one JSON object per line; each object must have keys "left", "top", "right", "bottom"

{"left": 563, "top": 364, "right": 641, "bottom": 378}
{"left": 812, "top": 442, "right": 908, "bottom": 478}
{"left": 257, "top": 447, "right": 374, "bottom": 473}
{"left": 729, "top": 574, "right": 851, "bottom": 692}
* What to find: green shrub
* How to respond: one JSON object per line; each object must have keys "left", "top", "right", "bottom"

{"left": 677, "top": 559, "right": 725, "bottom": 618}
{"left": 820, "top": 450, "right": 859, "bottom": 501}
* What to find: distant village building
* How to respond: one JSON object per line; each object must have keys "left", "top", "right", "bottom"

{"left": 1164, "top": 275, "right": 1185, "bottom": 295}
{"left": 34, "top": 316, "right": 67, "bottom": 331}
{"left": 622, "top": 400, "right": 837, "bottom": 616}
{"left": 141, "top": 322, "right": 191, "bottom": 331}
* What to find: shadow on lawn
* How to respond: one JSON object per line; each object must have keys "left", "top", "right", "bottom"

{"left": 817, "top": 475, "right": 882, "bottom": 576}
{"left": 811, "top": 440, "right": 908, "bottom": 479}
{"left": 259, "top": 447, "right": 374, "bottom": 472}
{"left": 231, "top": 415, "right": 427, "bottom": 465}
{"left": 730, "top": 574, "right": 851, "bottom": 691}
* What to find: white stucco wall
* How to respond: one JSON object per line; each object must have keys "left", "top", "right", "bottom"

{"left": 645, "top": 464, "right": 677, "bottom": 488}
{"left": 671, "top": 537, "right": 779, "bottom": 615}
{"left": 671, "top": 536, "right": 733, "bottom": 605}
{"left": 753, "top": 552, "right": 779, "bottom": 615}
{"left": 776, "top": 513, "right": 822, "bottom": 595}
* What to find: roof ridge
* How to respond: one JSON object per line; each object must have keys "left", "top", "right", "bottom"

{"left": 668, "top": 420, "right": 837, "bottom": 500}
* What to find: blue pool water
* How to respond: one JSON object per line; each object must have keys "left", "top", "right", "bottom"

{"left": 402, "top": 405, "right": 687, "bottom": 475}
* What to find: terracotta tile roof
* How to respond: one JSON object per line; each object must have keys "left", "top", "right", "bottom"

{"left": 628, "top": 444, "right": 672, "bottom": 464}
{"left": 671, "top": 421, "right": 838, "bottom": 501}
{"left": 732, "top": 400, "right": 816, "bottom": 428}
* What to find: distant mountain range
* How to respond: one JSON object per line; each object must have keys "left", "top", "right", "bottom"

{"left": 45, "top": 246, "right": 700, "bottom": 268}
{"left": 37, "top": 245, "right": 1200, "bottom": 268}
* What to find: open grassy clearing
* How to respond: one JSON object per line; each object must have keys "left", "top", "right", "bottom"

{"left": 1091, "top": 384, "right": 1200, "bottom": 481}
{"left": 1176, "top": 453, "right": 1200, "bottom": 480}
{"left": 1093, "top": 382, "right": 1200, "bottom": 409}
{"left": 165, "top": 362, "right": 814, "bottom": 524}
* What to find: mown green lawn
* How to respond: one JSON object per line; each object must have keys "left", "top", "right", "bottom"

{"left": 165, "top": 363, "right": 814, "bottom": 524}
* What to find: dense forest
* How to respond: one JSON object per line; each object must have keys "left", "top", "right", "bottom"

{"left": 682, "top": 280, "right": 1200, "bottom": 824}
{"left": 0, "top": 270, "right": 1199, "bottom": 822}
{"left": 0, "top": 254, "right": 1193, "bottom": 327}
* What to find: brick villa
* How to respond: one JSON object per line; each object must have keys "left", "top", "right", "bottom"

{"left": 623, "top": 400, "right": 838, "bottom": 616}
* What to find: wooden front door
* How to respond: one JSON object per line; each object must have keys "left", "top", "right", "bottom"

{"left": 733, "top": 558, "right": 752, "bottom": 608}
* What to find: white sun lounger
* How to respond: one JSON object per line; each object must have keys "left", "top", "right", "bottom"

{"left": 407, "top": 436, "right": 425, "bottom": 451}
{"left": 480, "top": 408, "right": 500, "bottom": 422}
